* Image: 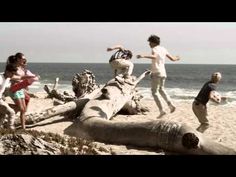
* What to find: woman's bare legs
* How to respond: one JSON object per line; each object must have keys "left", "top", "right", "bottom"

{"left": 14, "top": 98, "right": 26, "bottom": 130}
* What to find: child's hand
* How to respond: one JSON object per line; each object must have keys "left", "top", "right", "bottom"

{"left": 107, "top": 47, "right": 113, "bottom": 51}
{"left": 136, "top": 55, "right": 143, "bottom": 59}
{"left": 175, "top": 56, "right": 181, "bottom": 61}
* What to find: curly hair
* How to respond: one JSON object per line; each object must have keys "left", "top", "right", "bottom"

{"left": 123, "top": 50, "right": 133, "bottom": 59}
{"left": 148, "top": 35, "right": 160, "bottom": 45}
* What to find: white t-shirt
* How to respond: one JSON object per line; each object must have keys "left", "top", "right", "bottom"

{"left": 151, "top": 46, "right": 169, "bottom": 77}
{"left": 0, "top": 74, "right": 10, "bottom": 99}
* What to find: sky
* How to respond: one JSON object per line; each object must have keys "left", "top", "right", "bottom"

{"left": 1, "top": 22, "right": 236, "bottom": 64}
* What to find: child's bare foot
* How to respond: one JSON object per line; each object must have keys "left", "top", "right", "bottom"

{"left": 157, "top": 111, "right": 166, "bottom": 118}
{"left": 169, "top": 104, "right": 176, "bottom": 113}
{"left": 196, "top": 123, "right": 209, "bottom": 133}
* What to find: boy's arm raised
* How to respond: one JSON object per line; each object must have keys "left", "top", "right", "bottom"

{"left": 166, "top": 54, "right": 180, "bottom": 61}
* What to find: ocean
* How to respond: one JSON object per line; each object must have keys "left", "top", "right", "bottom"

{"left": 1, "top": 63, "right": 236, "bottom": 105}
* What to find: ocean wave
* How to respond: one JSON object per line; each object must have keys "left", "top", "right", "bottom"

{"left": 32, "top": 81, "right": 40, "bottom": 85}
{"left": 28, "top": 85, "right": 40, "bottom": 89}
{"left": 137, "top": 87, "right": 236, "bottom": 106}
{"left": 28, "top": 80, "right": 236, "bottom": 106}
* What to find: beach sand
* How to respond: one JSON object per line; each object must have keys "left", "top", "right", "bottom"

{"left": 6, "top": 93, "right": 236, "bottom": 155}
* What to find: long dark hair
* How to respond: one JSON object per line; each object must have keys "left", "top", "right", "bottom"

{"left": 6, "top": 55, "right": 17, "bottom": 65}
{"left": 15, "top": 52, "right": 24, "bottom": 59}
{"left": 5, "top": 63, "right": 18, "bottom": 74}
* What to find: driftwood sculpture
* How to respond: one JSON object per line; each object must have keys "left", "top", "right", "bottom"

{"left": 19, "top": 70, "right": 148, "bottom": 126}
{"left": 76, "top": 71, "right": 236, "bottom": 155}
{"left": 10, "top": 69, "right": 235, "bottom": 155}
{"left": 16, "top": 91, "right": 101, "bottom": 127}
{"left": 44, "top": 77, "right": 75, "bottom": 103}
{"left": 79, "top": 71, "right": 151, "bottom": 121}
{"left": 78, "top": 118, "right": 236, "bottom": 155}
{"left": 44, "top": 70, "right": 99, "bottom": 103}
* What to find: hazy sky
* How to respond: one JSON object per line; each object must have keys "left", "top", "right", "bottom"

{"left": 1, "top": 22, "right": 236, "bottom": 64}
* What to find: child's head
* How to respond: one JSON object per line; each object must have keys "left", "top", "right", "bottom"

{"left": 211, "top": 72, "right": 222, "bottom": 83}
{"left": 123, "top": 50, "right": 133, "bottom": 59}
{"left": 15, "top": 52, "right": 26, "bottom": 66}
{"left": 148, "top": 35, "right": 160, "bottom": 48}
{"left": 4, "top": 63, "right": 18, "bottom": 78}
{"left": 15, "top": 52, "right": 25, "bottom": 59}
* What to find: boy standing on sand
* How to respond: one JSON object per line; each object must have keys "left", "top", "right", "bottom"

{"left": 193, "top": 72, "right": 222, "bottom": 133}
{"left": 137, "top": 34, "right": 180, "bottom": 118}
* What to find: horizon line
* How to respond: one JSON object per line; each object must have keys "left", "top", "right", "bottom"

{"left": 0, "top": 62, "right": 236, "bottom": 65}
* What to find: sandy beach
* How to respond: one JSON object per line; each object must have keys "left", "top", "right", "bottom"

{"left": 5, "top": 92, "right": 236, "bottom": 155}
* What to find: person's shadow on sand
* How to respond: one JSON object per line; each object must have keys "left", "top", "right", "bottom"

{"left": 63, "top": 120, "right": 90, "bottom": 139}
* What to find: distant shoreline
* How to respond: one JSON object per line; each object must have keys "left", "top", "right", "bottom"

{"left": 0, "top": 62, "right": 236, "bottom": 65}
